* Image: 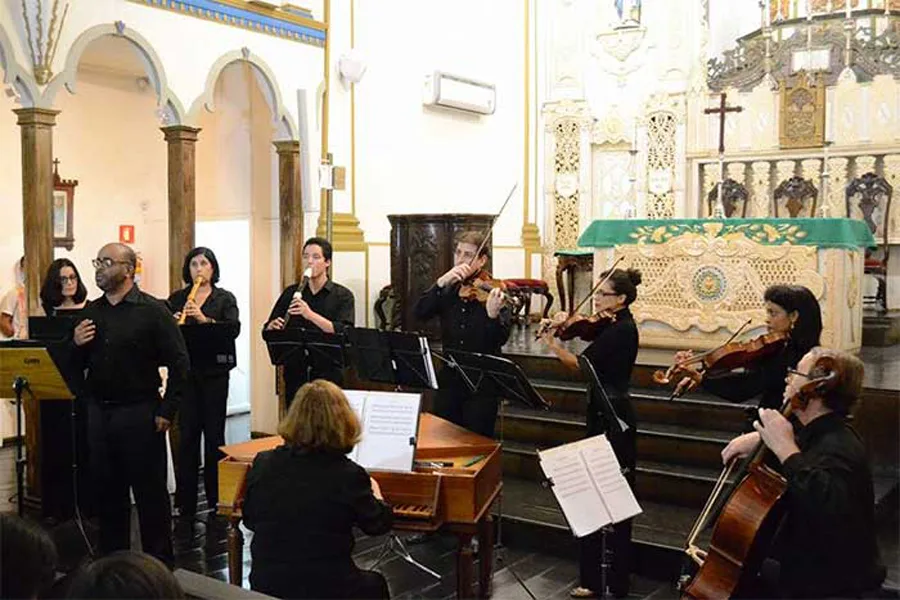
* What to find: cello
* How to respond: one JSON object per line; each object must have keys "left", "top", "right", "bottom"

{"left": 679, "top": 355, "right": 840, "bottom": 599}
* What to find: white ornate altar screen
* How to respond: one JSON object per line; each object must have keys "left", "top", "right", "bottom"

{"left": 579, "top": 219, "right": 874, "bottom": 352}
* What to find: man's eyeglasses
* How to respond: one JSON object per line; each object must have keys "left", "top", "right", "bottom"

{"left": 786, "top": 369, "right": 811, "bottom": 379}
{"left": 91, "top": 258, "right": 129, "bottom": 270}
{"left": 58, "top": 275, "right": 78, "bottom": 283}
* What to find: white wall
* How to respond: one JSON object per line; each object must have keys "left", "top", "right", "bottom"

{"left": 349, "top": 0, "right": 526, "bottom": 246}
{"left": 53, "top": 63, "right": 169, "bottom": 298}
{"left": 0, "top": 65, "right": 24, "bottom": 298}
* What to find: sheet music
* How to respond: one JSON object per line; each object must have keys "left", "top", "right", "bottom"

{"left": 343, "top": 390, "right": 421, "bottom": 472}
{"left": 580, "top": 435, "right": 642, "bottom": 523}
{"left": 419, "top": 337, "right": 438, "bottom": 389}
{"left": 538, "top": 434, "right": 641, "bottom": 538}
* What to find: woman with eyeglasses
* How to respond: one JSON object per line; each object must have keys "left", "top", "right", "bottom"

{"left": 539, "top": 267, "right": 643, "bottom": 599}
{"left": 166, "top": 247, "right": 240, "bottom": 525}
{"left": 669, "top": 285, "right": 823, "bottom": 414}
{"left": 40, "top": 258, "right": 89, "bottom": 315}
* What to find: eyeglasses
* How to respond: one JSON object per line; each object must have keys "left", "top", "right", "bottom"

{"left": 596, "top": 291, "right": 620, "bottom": 297}
{"left": 91, "top": 258, "right": 129, "bottom": 270}
{"left": 58, "top": 275, "right": 78, "bottom": 283}
{"left": 786, "top": 369, "right": 811, "bottom": 379}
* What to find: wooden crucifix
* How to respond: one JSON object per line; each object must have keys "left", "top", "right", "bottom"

{"left": 704, "top": 92, "right": 743, "bottom": 155}
{"left": 704, "top": 92, "right": 743, "bottom": 217}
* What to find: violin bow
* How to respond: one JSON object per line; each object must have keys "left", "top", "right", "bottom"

{"left": 570, "top": 256, "right": 625, "bottom": 316}
{"left": 467, "top": 183, "right": 518, "bottom": 269}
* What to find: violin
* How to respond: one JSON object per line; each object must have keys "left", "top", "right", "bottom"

{"left": 535, "top": 256, "right": 625, "bottom": 342}
{"left": 653, "top": 321, "right": 788, "bottom": 397}
{"left": 458, "top": 270, "right": 515, "bottom": 306}
{"left": 537, "top": 309, "right": 617, "bottom": 342}
{"left": 680, "top": 357, "right": 839, "bottom": 599}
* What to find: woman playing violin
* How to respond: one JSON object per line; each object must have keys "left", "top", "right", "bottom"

{"left": 413, "top": 231, "right": 511, "bottom": 437}
{"left": 540, "top": 267, "right": 642, "bottom": 599}
{"left": 718, "top": 348, "right": 884, "bottom": 598}
{"left": 671, "top": 285, "right": 822, "bottom": 414}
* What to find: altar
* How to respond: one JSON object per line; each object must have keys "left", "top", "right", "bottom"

{"left": 578, "top": 218, "right": 875, "bottom": 352}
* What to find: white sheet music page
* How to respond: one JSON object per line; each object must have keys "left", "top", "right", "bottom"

{"left": 343, "top": 390, "right": 367, "bottom": 463}
{"left": 348, "top": 390, "right": 420, "bottom": 472}
{"left": 580, "top": 435, "right": 642, "bottom": 523}
{"left": 538, "top": 443, "right": 611, "bottom": 538}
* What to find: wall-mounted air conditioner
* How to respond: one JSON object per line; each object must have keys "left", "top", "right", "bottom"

{"left": 423, "top": 71, "right": 496, "bottom": 115}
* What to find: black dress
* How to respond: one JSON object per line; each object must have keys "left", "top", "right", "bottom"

{"left": 263, "top": 280, "right": 355, "bottom": 407}
{"left": 167, "top": 285, "right": 240, "bottom": 517}
{"left": 578, "top": 307, "right": 639, "bottom": 597}
{"left": 243, "top": 446, "right": 393, "bottom": 599}
{"left": 412, "top": 281, "right": 511, "bottom": 437}
{"left": 701, "top": 340, "right": 811, "bottom": 411}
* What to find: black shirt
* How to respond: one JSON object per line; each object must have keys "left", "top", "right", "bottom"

{"left": 243, "top": 446, "right": 393, "bottom": 594}
{"left": 75, "top": 285, "right": 189, "bottom": 421}
{"left": 775, "top": 412, "right": 885, "bottom": 597}
{"left": 413, "top": 282, "right": 511, "bottom": 354}
{"left": 264, "top": 280, "right": 354, "bottom": 394}
{"left": 167, "top": 285, "right": 240, "bottom": 335}
{"left": 265, "top": 280, "right": 355, "bottom": 334}
{"left": 581, "top": 308, "right": 639, "bottom": 399}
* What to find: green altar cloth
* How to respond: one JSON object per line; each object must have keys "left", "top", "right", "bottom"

{"left": 577, "top": 218, "right": 875, "bottom": 250}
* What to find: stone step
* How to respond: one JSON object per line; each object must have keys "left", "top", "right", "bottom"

{"left": 522, "top": 380, "right": 748, "bottom": 432}
{"left": 497, "top": 406, "right": 733, "bottom": 470}
{"left": 495, "top": 476, "right": 703, "bottom": 581}
{"left": 500, "top": 440, "right": 731, "bottom": 509}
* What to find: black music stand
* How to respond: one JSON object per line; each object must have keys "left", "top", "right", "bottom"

{"left": 577, "top": 354, "right": 629, "bottom": 435}
{"left": 180, "top": 323, "right": 237, "bottom": 371}
{"left": 263, "top": 327, "right": 347, "bottom": 381}
{"left": 442, "top": 349, "right": 550, "bottom": 411}
{"left": 346, "top": 328, "right": 437, "bottom": 390}
{"left": 343, "top": 328, "right": 441, "bottom": 579}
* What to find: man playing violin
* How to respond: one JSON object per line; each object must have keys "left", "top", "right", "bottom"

{"left": 720, "top": 347, "right": 885, "bottom": 598}
{"left": 413, "top": 231, "right": 510, "bottom": 437}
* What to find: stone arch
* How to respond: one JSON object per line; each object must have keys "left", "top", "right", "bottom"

{"left": 42, "top": 23, "right": 185, "bottom": 124}
{"left": 189, "top": 49, "right": 298, "bottom": 140}
{"left": 0, "top": 24, "right": 39, "bottom": 107}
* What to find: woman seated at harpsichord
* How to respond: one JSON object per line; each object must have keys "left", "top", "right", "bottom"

{"left": 243, "top": 379, "right": 393, "bottom": 599}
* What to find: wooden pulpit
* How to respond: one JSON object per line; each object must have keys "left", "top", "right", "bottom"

{"left": 388, "top": 214, "right": 494, "bottom": 338}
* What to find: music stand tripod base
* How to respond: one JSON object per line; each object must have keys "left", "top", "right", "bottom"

{"left": 371, "top": 533, "right": 442, "bottom": 580}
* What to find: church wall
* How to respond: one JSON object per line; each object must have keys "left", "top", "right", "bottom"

{"left": 1, "top": 1, "right": 324, "bottom": 131}
{"left": 52, "top": 68, "right": 168, "bottom": 298}
{"left": 0, "top": 67, "right": 23, "bottom": 300}
{"left": 335, "top": 0, "right": 527, "bottom": 324}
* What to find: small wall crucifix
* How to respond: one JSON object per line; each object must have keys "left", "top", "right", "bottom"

{"left": 704, "top": 92, "right": 743, "bottom": 156}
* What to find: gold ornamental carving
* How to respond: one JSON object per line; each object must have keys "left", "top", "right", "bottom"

{"left": 779, "top": 72, "right": 826, "bottom": 149}
{"left": 615, "top": 229, "right": 823, "bottom": 334}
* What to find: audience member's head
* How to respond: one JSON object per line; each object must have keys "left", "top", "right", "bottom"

{"left": 279, "top": 379, "right": 361, "bottom": 454}
{"left": 0, "top": 513, "right": 58, "bottom": 599}
{"left": 65, "top": 551, "right": 184, "bottom": 599}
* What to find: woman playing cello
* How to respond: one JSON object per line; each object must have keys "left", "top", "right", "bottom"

{"left": 539, "top": 267, "right": 642, "bottom": 598}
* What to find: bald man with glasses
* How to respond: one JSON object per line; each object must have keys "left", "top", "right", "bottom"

{"left": 73, "top": 243, "right": 189, "bottom": 566}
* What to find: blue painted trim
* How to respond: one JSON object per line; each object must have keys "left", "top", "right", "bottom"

{"left": 132, "top": 0, "right": 325, "bottom": 46}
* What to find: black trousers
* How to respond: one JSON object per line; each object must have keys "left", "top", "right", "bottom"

{"left": 580, "top": 395, "right": 637, "bottom": 596}
{"left": 251, "top": 566, "right": 390, "bottom": 599}
{"left": 433, "top": 370, "right": 499, "bottom": 438}
{"left": 87, "top": 400, "right": 173, "bottom": 566}
{"left": 175, "top": 372, "right": 229, "bottom": 517}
